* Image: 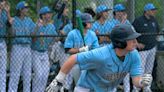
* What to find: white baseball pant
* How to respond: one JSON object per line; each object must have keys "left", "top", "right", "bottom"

{"left": 0, "top": 41, "right": 7, "bottom": 92}
{"left": 8, "top": 44, "right": 32, "bottom": 92}
{"left": 32, "top": 50, "right": 50, "bottom": 92}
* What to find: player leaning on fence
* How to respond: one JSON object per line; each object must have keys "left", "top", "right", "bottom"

{"left": 31, "top": 6, "right": 58, "bottom": 92}
{"left": 91, "top": 5, "right": 112, "bottom": 46}
{"left": 46, "top": 24, "right": 153, "bottom": 92}
{"left": 8, "top": 1, "right": 35, "bottom": 92}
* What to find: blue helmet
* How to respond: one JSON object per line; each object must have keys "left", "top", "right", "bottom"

{"left": 16, "top": 1, "right": 29, "bottom": 10}
{"left": 80, "top": 13, "right": 94, "bottom": 23}
{"left": 110, "top": 24, "right": 141, "bottom": 49}
{"left": 96, "top": 5, "right": 112, "bottom": 13}
{"left": 76, "top": 9, "right": 81, "bottom": 17}
{"left": 39, "top": 6, "right": 52, "bottom": 15}
{"left": 144, "top": 3, "right": 157, "bottom": 11}
{"left": 114, "top": 4, "right": 126, "bottom": 12}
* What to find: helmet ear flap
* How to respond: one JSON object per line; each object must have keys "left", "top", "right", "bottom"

{"left": 112, "top": 40, "right": 127, "bottom": 49}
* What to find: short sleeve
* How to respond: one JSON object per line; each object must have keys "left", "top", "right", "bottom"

{"left": 64, "top": 31, "right": 74, "bottom": 48}
{"left": 76, "top": 48, "right": 103, "bottom": 70}
{"left": 130, "top": 50, "right": 143, "bottom": 77}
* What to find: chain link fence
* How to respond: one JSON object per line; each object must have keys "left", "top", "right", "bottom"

{"left": 0, "top": 0, "right": 164, "bottom": 92}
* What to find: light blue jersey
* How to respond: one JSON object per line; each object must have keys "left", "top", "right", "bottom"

{"left": 0, "top": 10, "right": 8, "bottom": 42}
{"left": 62, "top": 23, "right": 72, "bottom": 35}
{"left": 91, "top": 20, "right": 113, "bottom": 34}
{"left": 76, "top": 44, "right": 142, "bottom": 92}
{"left": 53, "top": 14, "right": 70, "bottom": 33}
{"left": 31, "top": 24, "right": 57, "bottom": 52}
{"left": 109, "top": 18, "right": 131, "bottom": 30}
{"left": 64, "top": 29, "right": 99, "bottom": 50}
{"left": 12, "top": 16, "right": 35, "bottom": 44}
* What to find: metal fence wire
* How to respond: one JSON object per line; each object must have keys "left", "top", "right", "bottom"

{"left": 0, "top": 0, "right": 164, "bottom": 92}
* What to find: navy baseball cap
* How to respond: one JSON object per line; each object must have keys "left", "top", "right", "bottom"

{"left": 144, "top": 3, "right": 157, "bottom": 11}
{"left": 39, "top": 6, "right": 52, "bottom": 15}
{"left": 111, "top": 24, "right": 141, "bottom": 41}
{"left": 114, "top": 4, "right": 126, "bottom": 12}
{"left": 80, "top": 13, "right": 94, "bottom": 23}
{"left": 96, "top": 5, "right": 112, "bottom": 13}
{"left": 16, "top": 1, "right": 29, "bottom": 10}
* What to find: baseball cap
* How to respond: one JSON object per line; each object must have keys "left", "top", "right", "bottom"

{"left": 144, "top": 3, "right": 157, "bottom": 11}
{"left": 114, "top": 4, "right": 126, "bottom": 12}
{"left": 96, "top": 5, "right": 112, "bottom": 13}
{"left": 16, "top": 1, "right": 29, "bottom": 10}
{"left": 80, "top": 13, "right": 94, "bottom": 23}
{"left": 111, "top": 24, "right": 141, "bottom": 41}
{"left": 39, "top": 6, "right": 52, "bottom": 15}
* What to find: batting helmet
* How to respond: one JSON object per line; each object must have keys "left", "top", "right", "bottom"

{"left": 80, "top": 13, "right": 94, "bottom": 23}
{"left": 110, "top": 24, "right": 141, "bottom": 49}
{"left": 39, "top": 6, "right": 52, "bottom": 15}
{"left": 76, "top": 9, "right": 81, "bottom": 17}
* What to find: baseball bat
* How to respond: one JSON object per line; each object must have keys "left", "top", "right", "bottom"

{"left": 76, "top": 16, "right": 85, "bottom": 46}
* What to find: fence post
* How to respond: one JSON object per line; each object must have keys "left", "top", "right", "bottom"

{"left": 126, "top": 0, "right": 135, "bottom": 23}
{"left": 72, "top": 0, "right": 76, "bottom": 29}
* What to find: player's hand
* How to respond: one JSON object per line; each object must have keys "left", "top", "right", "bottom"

{"left": 137, "top": 43, "right": 145, "bottom": 50}
{"left": 46, "top": 78, "right": 63, "bottom": 92}
{"left": 36, "top": 19, "right": 43, "bottom": 27}
{"left": 141, "top": 74, "right": 153, "bottom": 87}
{"left": 79, "top": 46, "right": 89, "bottom": 52}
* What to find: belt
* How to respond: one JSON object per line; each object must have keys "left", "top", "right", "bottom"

{"left": 34, "top": 49, "right": 47, "bottom": 53}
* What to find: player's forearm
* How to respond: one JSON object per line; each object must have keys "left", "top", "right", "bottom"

{"left": 50, "top": 54, "right": 77, "bottom": 86}
{"left": 60, "top": 54, "right": 77, "bottom": 74}
{"left": 67, "top": 48, "right": 79, "bottom": 54}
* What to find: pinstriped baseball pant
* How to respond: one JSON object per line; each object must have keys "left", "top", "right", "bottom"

{"left": 32, "top": 50, "right": 50, "bottom": 92}
{"left": 8, "top": 45, "right": 32, "bottom": 92}
{"left": 0, "top": 41, "right": 7, "bottom": 92}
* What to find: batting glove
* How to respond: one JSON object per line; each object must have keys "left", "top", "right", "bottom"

{"left": 46, "top": 79, "right": 63, "bottom": 92}
{"left": 140, "top": 74, "right": 153, "bottom": 87}
{"left": 46, "top": 71, "right": 66, "bottom": 92}
{"left": 79, "top": 46, "right": 89, "bottom": 52}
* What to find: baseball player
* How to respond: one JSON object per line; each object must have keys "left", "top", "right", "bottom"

{"left": 60, "top": 9, "right": 81, "bottom": 36}
{"left": 53, "top": 4, "right": 70, "bottom": 34}
{"left": 8, "top": 1, "right": 35, "bottom": 92}
{"left": 110, "top": 3, "right": 131, "bottom": 92}
{"left": 50, "top": 9, "right": 82, "bottom": 65}
{"left": 111, "top": 4, "right": 131, "bottom": 26}
{"left": 46, "top": 24, "right": 153, "bottom": 92}
{"left": 31, "top": 6, "right": 57, "bottom": 92}
{"left": 132, "top": 3, "right": 159, "bottom": 92}
{"left": 61, "top": 13, "right": 99, "bottom": 91}
{"left": 0, "top": 0, "right": 11, "bottom": 91}
{"left": 91, "top": 5, "right": 112, "bottom": 46}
